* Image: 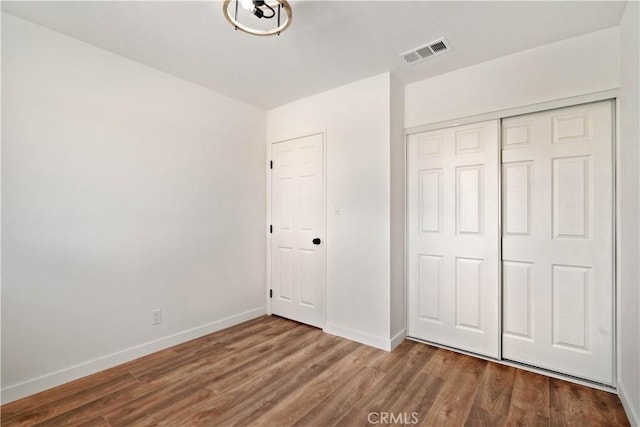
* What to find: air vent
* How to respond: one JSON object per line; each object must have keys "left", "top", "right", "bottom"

{"left": 415, "top": 46, "right": 434, "bottom": 58}
{"left": 429, "top": 41, "right": 448, "bottom": 53}
{"left": 400, "top": 37, "right": 452, "bottom": 65}
{"left": 403, "top": 52, "right": 421, "bottom": 63}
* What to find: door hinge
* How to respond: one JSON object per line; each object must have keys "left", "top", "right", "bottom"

{"left": 269, "top": 289, "right": 273, "bottom": 298}
{"left": 269, "top": 225, "right": 273, "bottom": 233}
{"left": 269, "top": 160, "right": 273, "bottom": 169}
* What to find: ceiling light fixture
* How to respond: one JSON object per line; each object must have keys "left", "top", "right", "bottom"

{"left": 223, "top": 0, "right": 292, "bottom": 36}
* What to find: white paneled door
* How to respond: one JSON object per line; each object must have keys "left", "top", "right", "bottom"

{"left": 271, "top": 134, "right": 325, "bottom": 328}
{"left": 501, "top": 101, "right": 614, "bottom": 384}
{"left": 407, "top": 120, "right": 500, "bottom": 358}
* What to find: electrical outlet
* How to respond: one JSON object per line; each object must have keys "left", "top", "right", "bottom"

{"left": 152, "top": 309, "right": 162, "bottom": 325}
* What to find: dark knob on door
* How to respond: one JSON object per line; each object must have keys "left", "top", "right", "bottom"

{"left": 312, "top": 238, "right": 322, "bottom": 245}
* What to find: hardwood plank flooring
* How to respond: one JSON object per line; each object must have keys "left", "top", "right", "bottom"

{"left": 1, "top": 316, "right": 629, "bottom": 426}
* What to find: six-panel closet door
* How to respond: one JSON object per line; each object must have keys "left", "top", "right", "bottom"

{"left": 407, "top": 120, "right": 500, "bottom": 358}
{"left": 407, "top": 101, "right": 614, "bottom": 384}
{"left": 501, "top": 100, "right": 614, "bottom": 385}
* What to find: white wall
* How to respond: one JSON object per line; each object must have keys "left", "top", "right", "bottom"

{"left": 267, "top": 73, "right": 399, "bottom": 349}
{"left": 1, "top": 13, "right": 266, "bottom": 403}
{"left": 405, "top": 28, "right": 620, "bottom": 127}
{"left": 389, "top": 75, "right": 405, "bottom": 342}
{"left": 618, "top": 2, "right": 640, "bottom": 425}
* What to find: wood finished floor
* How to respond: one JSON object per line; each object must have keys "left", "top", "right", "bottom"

{"left": 1, "top": 316, "right": 629, "bottom": 427}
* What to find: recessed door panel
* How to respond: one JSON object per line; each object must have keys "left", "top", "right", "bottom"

{"left": 553, "top": 113, "right": 590, "bottom": 144}
{"left": 300, "top": 249, "right": 315, "bottom": 307}
{"left": 503, "top": 122, "right": 533, "bottom": 149}
{"left": 455, "top": 128, "right": 484, "bottom": 154}
{"left": 552, "top": 156, "right": 591, "bottom": 239}
{"left": 455, "top": 257, "right": 482, "bottom": 331}
{"left": 418, "top": 134, "right": 443, "bottom": 158}
{"left": 278, "top": 177, "right": 293, "bottom": 230}
{"left": 503, "top": 261, "right": 533, "bottom": 339}
{"left": 552, "top": 265, "right": 590, "bottom": 351}
{"left": 278, "top": 247, "right": 293, "bottom": 302}
{"left": 456, "top": 165, "right": 484, "bottom": 235}
{"left": 503, "top": 162, "right": 532, "bottom": 236}
{"left": 418, "top": 254, "right": 442, "bottom": 322}
{"left": 419, "top": 169, "right": 442, "bottom": 233}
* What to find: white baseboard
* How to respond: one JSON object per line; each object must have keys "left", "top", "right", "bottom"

{"left": 0, "top": 307, "right": 266, "bottom": 405}
{"left": 323, "top": 323, "right": 396, "bottom": 351}
{"left": 390, "top": 329, "right": 406, "bottom": 350}
{"left": 618, "top": 380, "right": 640, "bottom": 427}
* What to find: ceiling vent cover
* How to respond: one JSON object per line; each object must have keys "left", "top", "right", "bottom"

{"left": 400, "top": 37, "right": 452, "bottom": 65}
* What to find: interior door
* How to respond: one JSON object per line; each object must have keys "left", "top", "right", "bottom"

{"left": 271, "top": 133, "right": 325, "bottom": 328}
{"left": 501, "top": 100, "right": 614, "bottom": 384}
{"left": 407, "top": 120, "right": 500, "bottom": 358}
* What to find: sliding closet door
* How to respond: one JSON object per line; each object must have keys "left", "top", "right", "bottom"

{"left": 407, "top": 120, "right": 500, "bottom": 358}
{"left": 501, "top": 100, "right": 613, "bottom": 384}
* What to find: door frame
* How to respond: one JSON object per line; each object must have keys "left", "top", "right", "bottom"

{"left": 266, "top": 131, "right": 327, "bottom": 327}
{"left": 404, "top": 88, "right": 619, "bottom": 390}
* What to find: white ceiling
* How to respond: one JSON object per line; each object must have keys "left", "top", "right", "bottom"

{"left": 1, "top": 1, "right": 627, "bottom": 109}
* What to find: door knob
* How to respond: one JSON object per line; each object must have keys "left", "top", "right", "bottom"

{"left": 312, "top": 238, "right": 322, "bottom": 245}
